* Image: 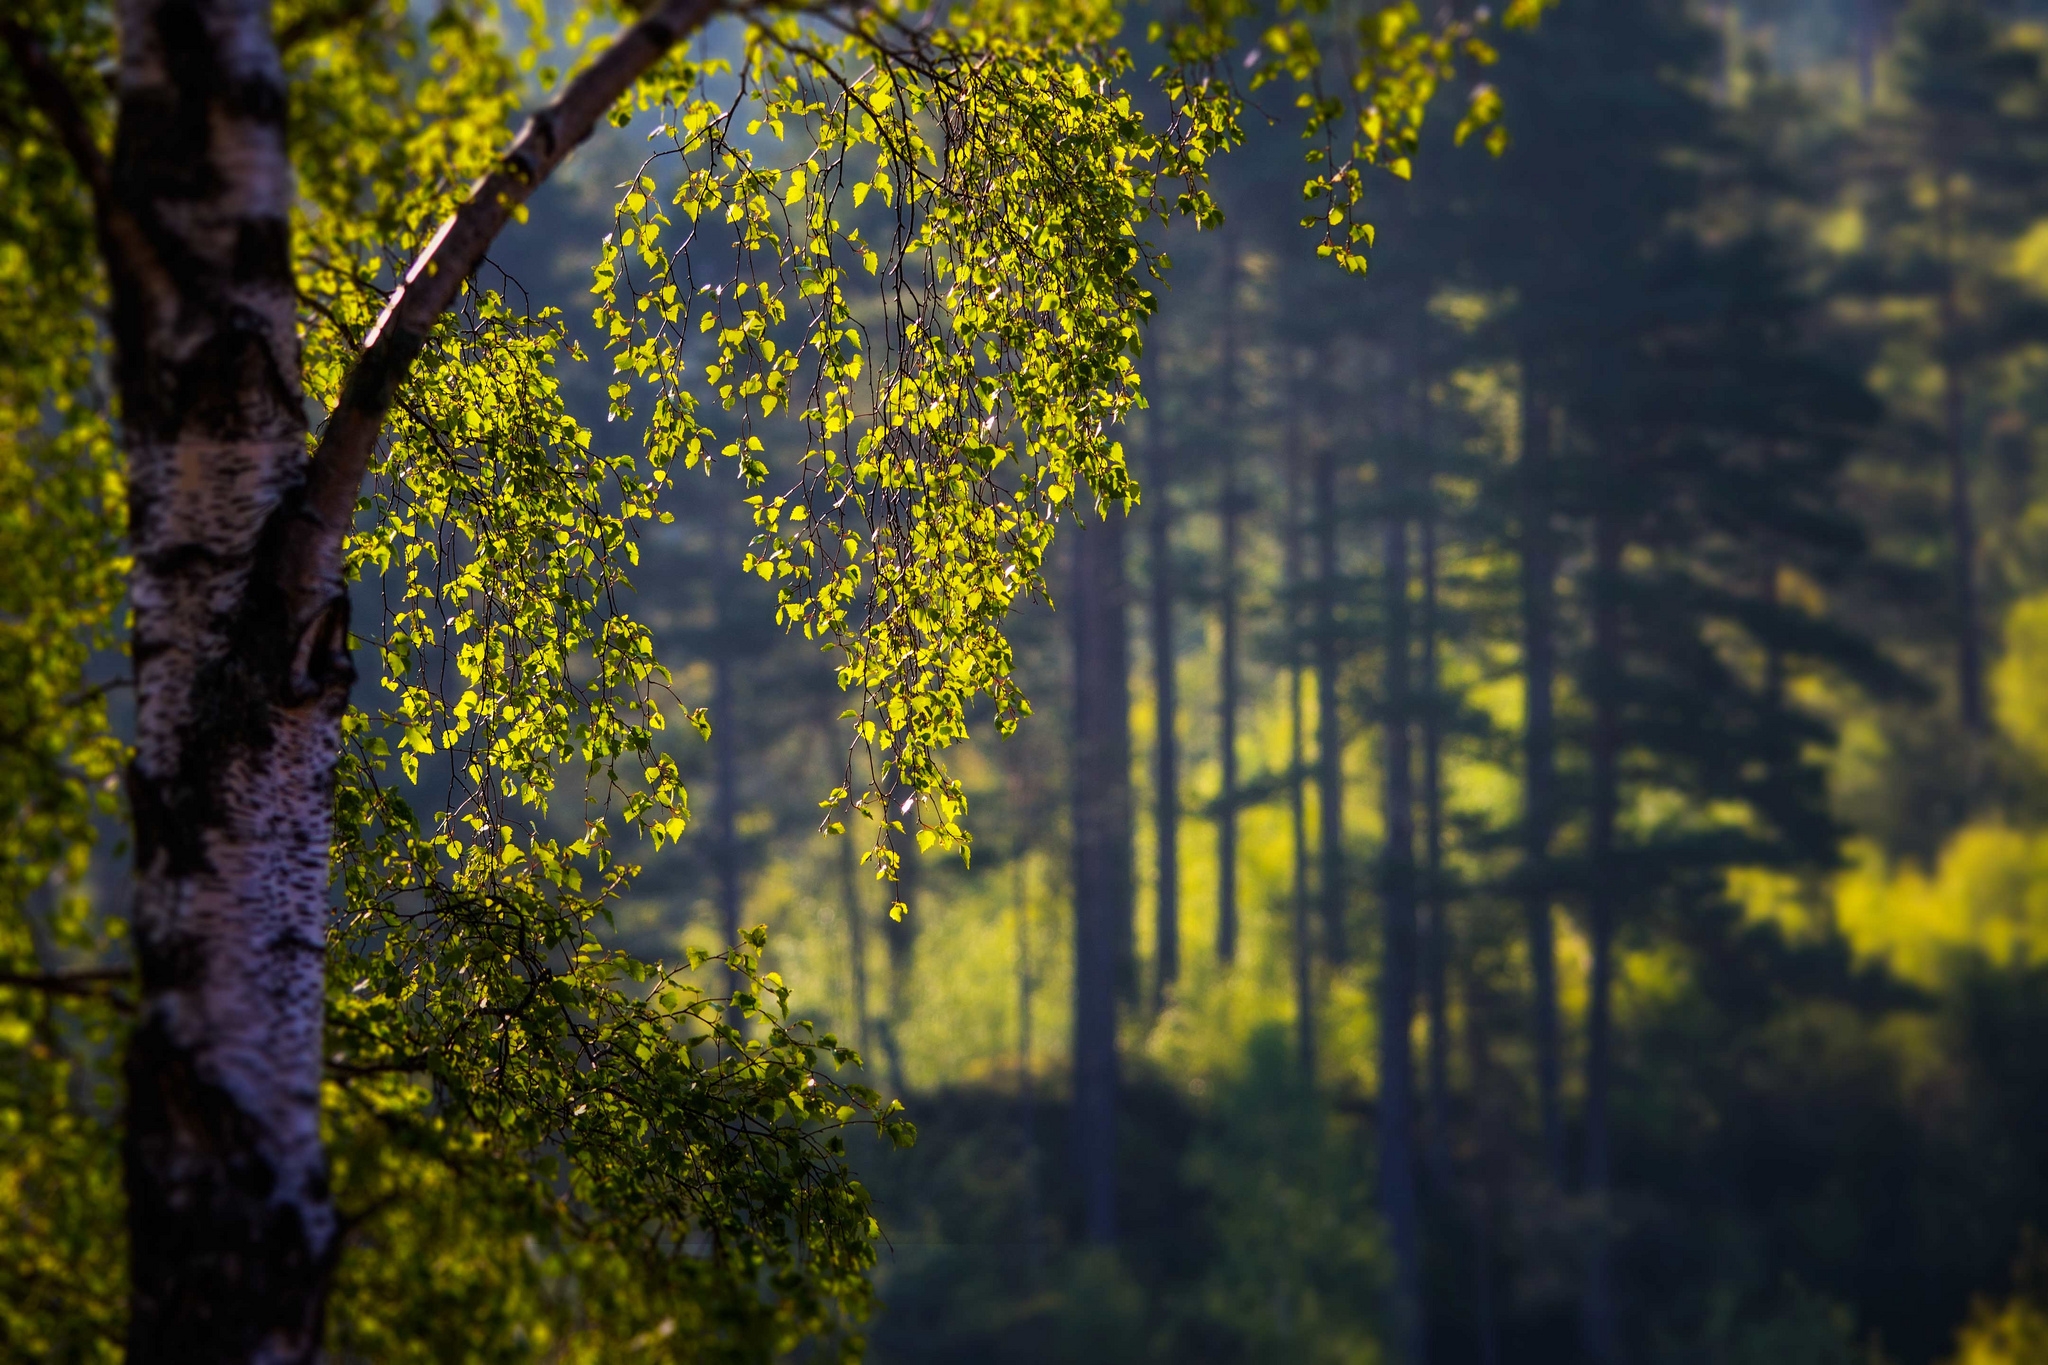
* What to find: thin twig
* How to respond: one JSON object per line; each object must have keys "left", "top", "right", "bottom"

{"left": 277, "top": 0, "right": 382, "bottom": 54}
{"left": 0, "top": 967, "right": 136, "bottom": 1010}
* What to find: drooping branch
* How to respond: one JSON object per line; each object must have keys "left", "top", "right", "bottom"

{"left": 294, "top": 0, "right": 724, "bottom": 566}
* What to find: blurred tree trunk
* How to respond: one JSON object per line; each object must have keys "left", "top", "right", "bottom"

{"left": 714, "top": 650, "right": 744, "bottom": 1025}
{"left": 1379, "top": 448, "right": 1426, "bottom": 1365}
{"left": 1940, "top": 273, "right": 1986, "bottom": 733}
{"left": 1215, "top": 243, "right": 1243, "bottom": 966}
{"left": 881, "top": 837, "right": 916, "bottom": 1096}
{"left": 1147, "top": 425, "right": 1180, "bottom": 1011}
{"left": 1517, "top": 381, "right": 1566, "bottom": 1185}
{"left": 1071, "top": 512, "right": 1131, "bottom": 1244}
{"left": 1315, "top": 436, "right": 1348, "bottom": 966}
{"left": 1284, "top": 375, "right": 1315, "bottom": 1080}
{"left": 713, "top": 498, "right": 745, "bottom": 1025}
{"left": 1419, "top": 461, "right": 1450, "bottom": 1168}
{"left": 837, "top": 806, "right": 870, "bottom": 1058}
{"left": 1582, "top": 504, "right": 1623, "bottom": 1365}
{"left": 1012, "top": 820, "right": 1045, "bottom": 1276}
{"left": 1465, "top": 959, "right": 1504, "bottom": 1365}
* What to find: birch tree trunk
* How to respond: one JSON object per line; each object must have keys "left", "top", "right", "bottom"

{"left": 97, "top": 1, "right": 718, "bottom": 1354}
{"left": 113, "top": 3, "right": 341, "bottom": 1355}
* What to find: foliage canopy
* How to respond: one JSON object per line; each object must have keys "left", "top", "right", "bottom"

{"left": 0, "top": 0, "right": 1534, "bottom": 1356}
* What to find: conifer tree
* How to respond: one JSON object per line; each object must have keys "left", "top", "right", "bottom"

{"left": 1844, "top": 0, "right": 2048, "bottom": 733}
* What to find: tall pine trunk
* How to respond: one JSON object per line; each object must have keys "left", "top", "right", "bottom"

{"left": 1315, "top": 439, "right": 1348, "bottom": 965}
{"left": 1940, "top": 285, "right": 1985, "bottom": 733}
{"left": 1284, "top": 383, "right": 1315, "bottom": 1079}
{"left": 1147, "top": 427, "right": 1180, "bottom": 1011}
{"left": 881, "top": 837, "right": 916, "bottom": 1095}
{"left": 1517, "top": 380, "right": 1565, "bottom": 1184}
{"left": 1379, "top": 472, "right": 1426, "bottom": 1365}
{"left": 1013, "top": 838, "right": 1045, "bottom": 1275}
{"left": 1465, "top": 962, "right": 1504, "bottom": 1365}
{"left": 1214, "top": 244, "right": 1242, "bottom": 965}
{"left": 1070, "top": 512, "right": 1131, "bottom": 1243}
{"left": 1419, "top": 483, "right": 1450, "bottom": 1168}
{"left": 1582, "top": 506, "right": 1623, "bottom": 1364}
{"left": 714, "top": 647, "right": 744, "bottom": 1028}
{"left": 1856, "top": 0, "right": 1880, "bottom": 105}
{"left": 837, "top": 804, "right": 870, "bottom": 1058}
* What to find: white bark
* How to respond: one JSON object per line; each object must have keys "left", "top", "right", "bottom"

{"left": 113, "top": 1, "right": 340, "bottom": 1357}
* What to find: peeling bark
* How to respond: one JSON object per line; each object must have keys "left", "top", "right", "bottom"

{"left": 112, "top": 4, "right": 340, "bottom": 1356}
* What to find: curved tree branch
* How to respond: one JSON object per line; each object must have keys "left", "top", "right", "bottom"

{"left": 294, "top": 0, "right": 725, "bottom": 579}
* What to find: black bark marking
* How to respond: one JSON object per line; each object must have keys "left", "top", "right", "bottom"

{"left": 130, "top": 491, "right": 354, "bottom": 881}
{"left": 113, "top": 87, "right": 220, "bottom": 205}
{"left": 232, "top": 215, "right": 290, "bottom": 283}
{"left": 176, "top": 310, "right": 302, "bottom": 441}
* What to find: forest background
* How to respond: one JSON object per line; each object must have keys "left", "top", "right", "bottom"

{"left": 11, "top": 0, "right": 2048, "bottom": 1361}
